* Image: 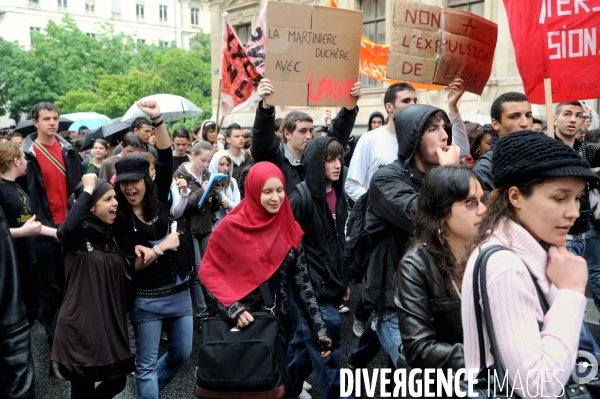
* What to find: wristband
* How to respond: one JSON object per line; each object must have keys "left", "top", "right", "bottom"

{"left": 150, "top": 113, "right": 162, "bottom": 121}
{"left": 151, "top": 119, "right": 164, "bottom": 128}
{"left": 153, "top": 245, "right": 164, "bottom": 256}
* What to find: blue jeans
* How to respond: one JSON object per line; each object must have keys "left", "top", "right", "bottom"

{"left": 132, "top": 316, "right": 193, "bottom": 399}
{"left": 566, "top": 237, "right": 586, "bottom": 256}
{"left": 375, "top": 311, "right": 401, "bottom": 367}
{"left": 191, "top": 234, "right": 210, "bottom": 319}
{"left": 585, "top": 223, "right": 600, "bottom": 311}
{"left": 286, "top": 296, "right": 341, "bottom": 399}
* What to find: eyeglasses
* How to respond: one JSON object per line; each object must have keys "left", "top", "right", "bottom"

{"left": 453, "top": 196, "right": 487, "bottom": 211}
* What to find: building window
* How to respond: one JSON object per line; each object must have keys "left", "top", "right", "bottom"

{"left": 85, "top": 1, "right": 95, "bottom": 13}
{"left": 159, "top": 40, "right": 170, "bottom": 47}
{"left": 57, "top": 0, "right": 67, "bottom": 9}
{"left": 136, "top": 4, "right": 145, "bottom": 19}
{"left": 28, "top": 0, "right": 40, "bottom": 8}
{"left": 30, "top": 26, "right": 41, "bottom": 45}
{"left": 236, "top": 24, "right": 251, "bottom": 47}
{"left": 191, "top": 8, "right": 199, "bottom": 26}
{"left": 447, "top": 0, "right": 485, "bottom": 17}
{"left": 87, "top": 33, "right": 96, "bottom": 37}
{"left": 159, "top": 5, "right": 168, "bottom": 22}
{"left": 361, "top": 0, "right": 385, "bottom": 87}
{"left": 137, "top": 38, "right": 146, "bottom": 43}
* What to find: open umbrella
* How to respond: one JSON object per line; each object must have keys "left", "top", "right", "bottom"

{"left": 81, "top": 117, "right": 131, "bottom": 150}
{"left": 121, "top": 94, "right": 203, "bottom": 123}
{"left": 13, "top": 116, "right": 74, "bottom": 136}
{"left": 62, "top": 112, "right": 111, "bottom": 131}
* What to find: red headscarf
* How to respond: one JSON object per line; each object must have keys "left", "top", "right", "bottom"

{"left": 200, "top": 162, "right": 304, "bottom": 307}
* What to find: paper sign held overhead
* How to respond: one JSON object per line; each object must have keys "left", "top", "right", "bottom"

{"left": 264, "top": 2, "right": 362, "bottom": 107}
{"left": 387, "top": 0, "right": 498, "bottom": 95}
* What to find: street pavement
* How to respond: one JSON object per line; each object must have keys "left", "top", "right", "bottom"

{"left": 30, "top": 285, "right": 600, "bottom": 398}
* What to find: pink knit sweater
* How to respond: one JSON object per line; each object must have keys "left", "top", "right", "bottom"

{"left": 461, "top": 218, "right": 587, "bottom": 398}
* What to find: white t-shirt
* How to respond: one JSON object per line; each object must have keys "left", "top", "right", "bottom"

{"left": 345, "top": 126, "right": 398, "bottom": 202}
{"left": 344, "top": 113, "right": 469, "bottom": 202}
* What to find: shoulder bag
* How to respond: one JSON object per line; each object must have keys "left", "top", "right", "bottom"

{"left": 194, "top": 283, "right": 292, "bottom": 399}
{"left": 456, "top": 245, "right": 600, "bottom": 398}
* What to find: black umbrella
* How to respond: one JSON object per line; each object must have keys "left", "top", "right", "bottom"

{"left": 81, "top": 117, "right": 131, "bottom": 150}
{"left": 13, "top": 117, "right": 74, "bottom": 136}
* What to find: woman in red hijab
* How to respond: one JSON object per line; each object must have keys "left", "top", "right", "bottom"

{"left": 200, "top": 162, "right": 331, "bottom": 353}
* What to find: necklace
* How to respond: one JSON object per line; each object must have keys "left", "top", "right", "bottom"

{"left": 134, "top": 211, "right": 157, "bottom": 225}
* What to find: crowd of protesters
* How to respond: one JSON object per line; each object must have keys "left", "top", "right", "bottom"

{"left": 1, "top": 77, "right": 600, "bottom": 399}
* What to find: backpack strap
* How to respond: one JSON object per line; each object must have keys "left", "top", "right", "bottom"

{"left": 33, "top": 139, "right": 67, "bottom": 177}
{"left": 295, "top": 181, "right": 313, "bottom": 231}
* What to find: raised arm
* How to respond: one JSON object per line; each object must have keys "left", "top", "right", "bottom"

{"left": 445, "top": 78, "right": 469, "bottom": 157}
{"left": 57, "top": 174, "right": 96, "bottom": 246}
{"left": 251, "top": 79, "right": 283, "bottom": 169}
{"left": 327, "top": 82, "right": 362, "bottom": 148}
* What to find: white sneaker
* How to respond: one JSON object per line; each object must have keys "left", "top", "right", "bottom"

{"left": 338, "top": 304, "right": 350, "bottom": 313}
{"left": 302, "top": 381, "right": 312, "bottom": 391}
{"left": 296, "top": 390, "right": 312, "bottom": 399}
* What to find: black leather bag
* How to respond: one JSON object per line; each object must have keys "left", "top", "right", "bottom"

{"left": 194, "top": 283, "right": 292, "bottom": 399}
{"left": 457, "top": 245, "right": 600, "bottom": 399}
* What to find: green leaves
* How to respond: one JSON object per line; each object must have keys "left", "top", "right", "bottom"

{"left": 0, "top": 15, "right": 212, "bottom": 124}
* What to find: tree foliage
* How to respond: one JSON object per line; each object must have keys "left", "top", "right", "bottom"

{"left": 0, "top": 15, "right": 212, "bottom": 122}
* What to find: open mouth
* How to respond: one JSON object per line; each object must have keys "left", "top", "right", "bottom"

{"left": 126, "top": 192, "right": 138, "bottom": 202}
{"left": 109, "top": 210, "right": 117, "bottom": 219}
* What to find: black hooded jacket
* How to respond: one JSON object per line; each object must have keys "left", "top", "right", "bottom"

{"left": 0, "top": 206, "right": 35, "bottom": 398}
{"left": 251, "top": 101, "right": 357, "bottom": 195}
{"left": 289, "top": 137, "right": 349, "bottom": 306}
{"left": 18, "top": 133, "right": 83, "bottom": 228}
{"left": 363, "top": 105, "right": 452, "bottom": 311}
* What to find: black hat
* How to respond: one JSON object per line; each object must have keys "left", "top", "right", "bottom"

{"left": 114, "top": 155, "right": 149, "bottom": 183}
{"left": 492, "top": 130, "right": 600, "bottom": 188}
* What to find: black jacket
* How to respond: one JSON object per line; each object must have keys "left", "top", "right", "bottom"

{"left": 173, "top": 162, "right": 220, "bottom": 235}
{"left": 394, "top": 244, "right": 464, "bottom": 371}
{"left": 0, "top": 206, "right": 35, "bottom": 398}
{"left": 364, "top": 105, "right": 452, "bottom": 311}
{"left": 19, "top": 133, "right": 83, "bottom": 228}
{"left": 251, "top": 101, "right": 357, "bottom": 195}
{"left": 289, "top": 136, "right": 349, "bottom": 306}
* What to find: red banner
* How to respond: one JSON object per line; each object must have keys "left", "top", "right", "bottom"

{"left": 245, "top": 3, "right": 266, "bottom": 76}
{"left": 220, "top": 13, "right": 262, "bottom": 115}
{"left": 504, "top": 0, "right": 600, "bottom": 104}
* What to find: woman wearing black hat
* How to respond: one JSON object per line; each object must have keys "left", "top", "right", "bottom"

{"left": 112, "top": 101, "right": 192, "bottom": 398}
{"left": 50, "top": 173, "right": 133, "bottom": 398}
{"left": 460, "top": 131, "right": 600, "bottom": 396}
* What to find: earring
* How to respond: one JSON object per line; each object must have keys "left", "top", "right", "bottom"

{"left": 438, "top": 228, "right": 445, "bottom": 245}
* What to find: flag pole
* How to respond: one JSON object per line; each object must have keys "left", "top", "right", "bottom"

{"left": 215, "top": 79, "right": 222, "bottom": 133}
{"left": 544, "top": 77, "right": 553, "bottom": 138}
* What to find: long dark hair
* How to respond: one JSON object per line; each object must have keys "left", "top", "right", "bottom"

{"left": 457, "top": 177, "right": 551, "bottom": 282}
{"left": 115, "top": 174, "right": 160, "bottom": 222}
{"left": 408, "top": 165, "right": 482, "bottom": 292}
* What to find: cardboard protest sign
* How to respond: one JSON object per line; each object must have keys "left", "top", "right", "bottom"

{"left": 504, "top": 0, "right": 600, "bottom": 104}
{"left": 264, "top": 2, "right": 362, "bottom": 107}
{"left": 387, "top": 0, "right": 497, "bottom": 95}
